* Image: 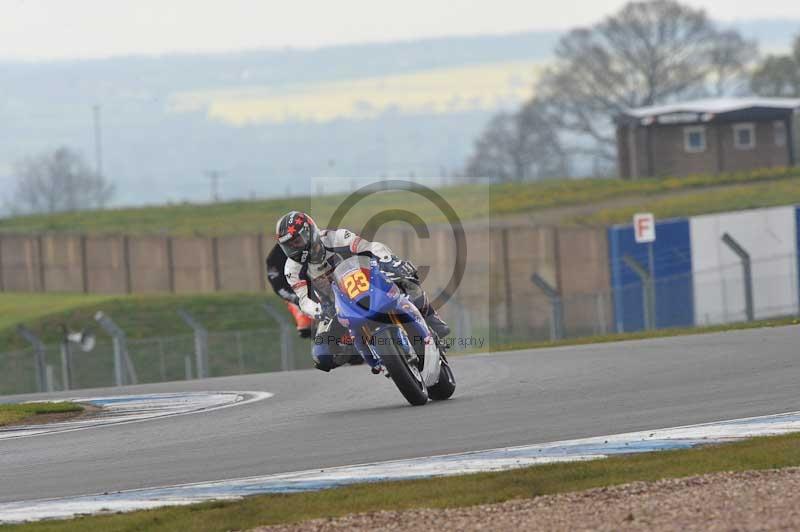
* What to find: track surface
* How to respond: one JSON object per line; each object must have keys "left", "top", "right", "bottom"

{"left": 1, "top": 326, "right": 798, "bottom": 503}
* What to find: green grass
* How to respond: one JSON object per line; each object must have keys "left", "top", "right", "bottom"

{"left": 0, "top": 293, "right": 119, "bottom": 334}
{"left": 575, "top": 177, "right": 800, "bottom": 226}
{"left": 1, "top": 167, "right": 798, "bottom": 235}
{"left": 0, "top": 292, "right": 288, "bottom": 352}
{"left": 0, "top": 401, "right": 83, "bottom": 426}
{"left": 0, "top": 292, "right": 311, "bottom": 395}
{"left": 6, "top": 431, "right": 800, "bottom": 532}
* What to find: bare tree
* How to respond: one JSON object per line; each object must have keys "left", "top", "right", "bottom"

{"left": 465, "top": 100, "right": 568, "bottom": 181}
{"left": 535, "top": 0, "right": 758, "bottom": 163}
{"left": 709, "top": 30, "right": 759, "bottom": 96}
{"left": 7, "top": 147, "right": 115, "bottom": 214}
{"left": 751, "top": 34, "right": 800, "bottom": 97}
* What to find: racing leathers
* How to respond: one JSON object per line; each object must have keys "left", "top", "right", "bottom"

{"left": 284, "top": 228, "right": 449, "bottom": 372}
{"left": 265, "top": 244, "right": 315, "bottom": 337}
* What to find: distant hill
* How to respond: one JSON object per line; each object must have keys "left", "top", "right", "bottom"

{"left": 0, "top": 21, "right": 797, "bottom": 213}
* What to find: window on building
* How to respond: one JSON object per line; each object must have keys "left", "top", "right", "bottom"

{"left": 733, "top": 123, "right": 756, "bottom": 150}
{"left": 683, "top": 126, "right": 706, "bottom": 153}
{"left": 774, "top": 121, "right": 787, "bottom": 147}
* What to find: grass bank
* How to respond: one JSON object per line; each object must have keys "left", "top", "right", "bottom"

{"left": 0, "top": 292, "right": 309, "bottom": 395}
{"left": 0, "top": 401, "right": 83, "bottom": 427}
{"left": 574, "top": 176, "right": 800, "bottom": 226}
{"left": 6, "top": 431, "right": 800, "bottom": 531}
{"left": 0, "top": 292, "right": 287, "bottom": 352}
{"left": 1, "top": 167, "right": 797, "bottom": 235}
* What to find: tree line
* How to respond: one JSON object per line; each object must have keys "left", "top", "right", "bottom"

{"left": 466, "top": 0, "right": 800, "bottom": 181}
{"left": 4, "top": 147, "right": 114, "bottom": 216}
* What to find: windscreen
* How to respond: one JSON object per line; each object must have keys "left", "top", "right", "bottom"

{"left": 333, "top": 256, "right": 372, "bottom": 301}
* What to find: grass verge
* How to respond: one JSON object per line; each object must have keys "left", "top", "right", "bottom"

{"left": 0, "top": 292, "right": 288, "bottom": 352}
{"left": 575, "top": 177, "right": 800, "bottom": 226}
{"left": 5, "top": 432, "right": 800, "bottom": 531}
{"left": 0, "top": 402, "right": 84, "bottom": 427}
{"left": 0, "top": 291, "right": 310, "bottom": 395}
{"left": 1, "top": 167, "right": 798, "bottom": 235}
{"left": 0, "top": 294, "right": 118, "bottom": 334}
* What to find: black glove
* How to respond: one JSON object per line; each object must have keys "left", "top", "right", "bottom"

{"left": 381, "top": 256, "right": 418, "bottom": 281}
{"left": 317, "top": 300, "right": 336, "bottom": 321}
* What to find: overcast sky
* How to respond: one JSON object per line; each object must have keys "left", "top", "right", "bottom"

{"left": 2, "top": 0, "right": 800, "bottom": 61}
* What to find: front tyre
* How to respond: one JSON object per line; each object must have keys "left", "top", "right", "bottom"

{"left": 427, "top": 355, "right": 455, "bottom": 400}
{"left": 374, "top": 327, "right": 428, "bottom": 406}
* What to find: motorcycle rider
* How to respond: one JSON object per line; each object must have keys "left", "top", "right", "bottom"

{"left": 275, "top": 210, "right": 449, "bottom": 372}
{"left": 265, "top": 243, "right": 315, "bottom": 338}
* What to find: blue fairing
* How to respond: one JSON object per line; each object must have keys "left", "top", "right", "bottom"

{"left": 332, "top": 260, "right": 428, "bottom": 366}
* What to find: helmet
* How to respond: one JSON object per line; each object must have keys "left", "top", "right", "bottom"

{"left": 276, "top": 211, "right": 325, "bottom": 264}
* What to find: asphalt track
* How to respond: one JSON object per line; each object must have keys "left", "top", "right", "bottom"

{"left": 1, "top": 325, "right": 799, "bottom": 504}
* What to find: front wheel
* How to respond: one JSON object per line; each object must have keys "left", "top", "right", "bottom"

{"left": 427, "top": 355, "right": 455, "bottom": 400}
{"left": 374, "top": 327, "right": 428, "bottom": 406}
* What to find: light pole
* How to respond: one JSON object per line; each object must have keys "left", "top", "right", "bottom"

{"left": 204, "top": 170, "right": 225, "bottom": 202}
{"left": 93, "top": 105, "right": 103, "bottom": 176}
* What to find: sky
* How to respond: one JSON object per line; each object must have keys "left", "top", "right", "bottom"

{"left": 2, "top": 0, "right": 800, "bottom": 61}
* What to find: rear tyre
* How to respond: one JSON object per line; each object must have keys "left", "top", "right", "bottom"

{"left": 427, "top": 356, "right": 456, "bottom": 401}
{"left": 374, "top": 327, "right": 428, "bottom": 406}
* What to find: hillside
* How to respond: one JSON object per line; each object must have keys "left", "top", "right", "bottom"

{"left": 0, "top": 31, "right": 558, "bottom": 210}
{"left": 1, "top": 20, "right": 798, "bottom": 211}
{"left": 1, "top": 168, "right": 799, "bottom": 235}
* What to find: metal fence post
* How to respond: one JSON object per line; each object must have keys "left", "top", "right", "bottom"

{"left": 157, "top": 338, "right": 167, "bottom": 381}
{"left": 531, "top": 273, "right": 564, "bottom": 341}
{"left": 177, "top": 309, "right": 209, "bottom": 379}
{"left": 595, "top": 292, "right": 609, "bottom": 335}
{"left": 447, "top": 297, "right": 471, "bottom": 351}
{"left": 721, "top": 233, "right": 755, "bottom": 322}
{"left": 622, "top": 255, "right": 656, "bottom": 330}
{"left": 235, "top": 331, "right": 245, "bottom": 373}
{"left": 184, "top": 355, "right": 193, "bottom": 380}
{"left": 45, "top": 365, "right": 55, "bottom": 392}
{"left": 59, "top": 338, "right": 72, "bottom": 391}
{"left": 16, "top": 325, "right": 48, "bottom": 392}
{"left": 94, "top": 311, "right": 138, "bottom": 386}
{"left": 263, "top": 303, "right": 294, "bottom": 371}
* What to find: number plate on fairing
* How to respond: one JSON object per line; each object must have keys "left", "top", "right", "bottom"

{"left": 339, "top": 268, "right": 370, "bottom": 299}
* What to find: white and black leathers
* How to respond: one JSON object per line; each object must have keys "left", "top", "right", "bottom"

{"left": 284, "top": 228, "right": 393, "bottom": 319}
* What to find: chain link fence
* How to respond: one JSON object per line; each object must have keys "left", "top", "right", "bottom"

{"left": 3, "top": 253, "right": 798, "bottom": 395}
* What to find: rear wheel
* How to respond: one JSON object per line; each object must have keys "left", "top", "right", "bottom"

{"left": 427, "top": 355, "right": 456, "bottom": 400}
{"left": 374, "top": 327, "right": 428, "bottom": 406}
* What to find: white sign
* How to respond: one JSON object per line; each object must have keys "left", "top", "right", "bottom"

{"left": 633, "top": 213, "right": 656, "bottom": 243}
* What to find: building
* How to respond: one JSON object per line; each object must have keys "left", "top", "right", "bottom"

{"left": 616, "top": 98, "right": 800, "bottom": 179}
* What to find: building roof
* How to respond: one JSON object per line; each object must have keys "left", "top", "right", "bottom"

{"left": 620, "top": 97, "right": 800, "bottom": 119}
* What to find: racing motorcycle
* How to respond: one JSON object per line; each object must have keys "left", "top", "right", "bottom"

{"left": 330, "top": 256, "right": 455, "bottom": 406}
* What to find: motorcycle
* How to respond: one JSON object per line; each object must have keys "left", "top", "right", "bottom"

{"left": 330, "top": 255, "right": 456, "bottom": 406}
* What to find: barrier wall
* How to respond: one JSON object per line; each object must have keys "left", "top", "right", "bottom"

{"left": 5, "top": 204, "right": 800, "bottom": 339}
{"left": 608, "top": 204, "right": 800, "bottom": 332}
{"left": 690, "top": 206, "right": 798, "bottom": 324}
{"left": 0, "top": 226, "right": 612, "bottom": 340}
{"left": 608, "top": 219, "right": 694, "bottom": 332}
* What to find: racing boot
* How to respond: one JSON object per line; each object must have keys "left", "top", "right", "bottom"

{"left": 401, "top": 279, "right": 451, "bottom": 338}
{"left": 422, "top": 307, "right": 450, "bottom": 338}
{"left": 413, "top": 291, "right": 450, "bottom": 338}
